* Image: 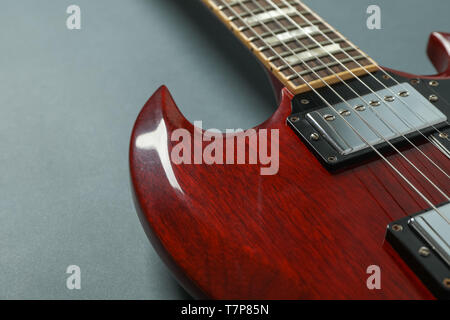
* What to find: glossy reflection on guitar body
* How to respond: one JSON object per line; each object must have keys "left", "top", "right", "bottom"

{"left": 130, "top": 18, "right": 450, "bottom": 300}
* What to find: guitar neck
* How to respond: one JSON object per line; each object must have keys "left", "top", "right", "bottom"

{"left": 201, "top": 0, "right": 379, "bottom": 94}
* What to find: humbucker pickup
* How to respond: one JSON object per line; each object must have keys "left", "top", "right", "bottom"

{"left": 288, "top": 78, "right": 449, "bottom": 169}
{"left": 386, "top": 203, "right": 450, "bottom": 299}
{"left": 305, "top": 83, "right": 446, "bottom": 155}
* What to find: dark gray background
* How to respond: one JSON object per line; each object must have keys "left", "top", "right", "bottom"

{"left": 0, "top": 0, "right": 448, "bottom": 299}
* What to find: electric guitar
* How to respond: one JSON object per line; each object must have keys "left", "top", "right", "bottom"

{"left": 129, "top": 0, "right": 450, "bottom": 299}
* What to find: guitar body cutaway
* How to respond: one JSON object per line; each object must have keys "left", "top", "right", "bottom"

{"left": 129, "top": 32, "right": 450, "bottom": 299}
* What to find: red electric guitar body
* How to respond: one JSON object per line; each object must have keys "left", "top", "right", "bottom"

{"left": 130, "top": 25, "right": 450, "bottom": 300}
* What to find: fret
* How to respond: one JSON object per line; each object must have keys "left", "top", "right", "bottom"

{"left": 263, "top": 25, "right": 320, "bottom": 46}
{"left": 267, "top": 38, "right": 345, "bottom": 61}
{"left": 247, "top": 20, "right": 320, "bottom": 42}
{"left": 286, "top": 55, "right": 366, "bottom": 81}
{"left": 217, "top": 0, "right": 262, "bottom": 9}
{"left": 203, "top": 0, "right": 379, "bottom": 94}
{"left": 237, "top": 9, "right": 310, "bottom": 32}
{"left": 218, "top": 0, "right": 299, "bottom": 9}
{"left": 227, "top": 5, "right": 282, "bottom": 21}
{"left": 256, "top": 28, "right": 333, "bottom": 51}
{"left": 219, "top": 0, "right": 303, "bottom": 16}
{"left": 217, "top": 0, "right": 244, "bottom": 8}
{"left": 228, "top": 7, "right": 309, "bottom": 27}
{"left": 278, "top": 44, "right": 350, "bottom": 71}
{"left": 248, "top": 24, "right": 297, "bottom": 42}
{"left": 245, "top": 7, "right": 296, "bottom": 25}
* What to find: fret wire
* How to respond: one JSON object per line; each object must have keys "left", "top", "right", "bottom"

{"left": 221, "top": 0, "right": 371, "bottom": 99}
{"left": 230, "top": 1, "right": 372, "bottom": 81}
{"left": 267, "top": 38, "right": 345, "bottom": 61}
{"left": 286, "top": 55, "right": 366, "bottom": 80}
{"left": 248, "top": 25, "right": 297, "bottom": 42}
{"left": 265, "top": 26, "right": 320, "bottom": 46}
{"left": 214, "top": 0, "right": 449, "bottom": 220}
{"left": 237, "top": 9, "right": 309, "bottom": 32}
{"left": 255, "top": 28, "right": 333, "bottom": 51}
{"left": 278, "top": 46, "right": 355, "bottom": 71}
{"left": 273, "top": 0, "right": 450, "bottom": 167}
{"left": 210, "top": 0, "right": 370, "bottom": 88}
{"left": 218, "top": 0, "right": 300, "bottom": 12}
{"left": 281, "top": 0, "right": 450, "bottom": 140}
{"left": 231, "top": 11, "right": 311, "bottom": 28}
{"left": 257, "top": 0, "right": 450, "bottom": 204}
{"left": 227, "top": 5, "right": 311, "bottom": 28}
{"left": 216, "top": 0, "right": 448, "bottom": 158}
{"left": 247, "top": 19, "right": 320, "bottom": 41}
{"left": 217, "top": 0, "right": 450, "bottom": 143}
{"left": 214, "top": 0, "right": 450, "bottom": 202}
{"left": 206, "top": 0, "right": 450, "bottom": 208}
{"left": 226, "top": 4, "right": 298, "bottom": 20}
{"left": 265, "top": 0, "right": 376, "bottom": 80}
{"left": 223, "top": 5, "right": 350, "bottom": 75}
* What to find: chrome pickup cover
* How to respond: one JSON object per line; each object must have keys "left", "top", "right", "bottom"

{"left": 306, "top": 83, "right": 447, "bottom": 155}
{"left": 386, "top": 203, "right": 450, "bottom": 299}
{"left": 410, "top": 204, "right": 450, "bottom": 266}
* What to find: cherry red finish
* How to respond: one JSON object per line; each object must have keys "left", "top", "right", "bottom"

{"left": 129, "top": 33, "right": 450, "bottom": 299}
{"left": 427, "top": 32, "right": 450, "bottom": 77}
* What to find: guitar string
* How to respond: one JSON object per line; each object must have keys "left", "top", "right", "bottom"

{"left": 261, "top": 0, "right": 450, "bottom": 177}
{"left": 235, "top": 0, "right": 450, "bottom": 200}
{"left": 245, "top": 0, "right": 450, "bottom": 180}
{"left": 279, "top": 0, "right": 450, "bottom": 140}
{"left": 217, "top": 0, "right": 450, "bottom": 222}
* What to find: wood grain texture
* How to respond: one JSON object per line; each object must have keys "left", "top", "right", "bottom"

{"left": 129, "top": 33, "right": 450, "bottom": 299}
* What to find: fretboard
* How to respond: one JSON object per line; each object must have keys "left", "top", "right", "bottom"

{"left": 201, "top": 0, "right": 379, "bottom": 94}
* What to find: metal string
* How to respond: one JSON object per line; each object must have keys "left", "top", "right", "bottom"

{"left": 246, "top": 0, "right": 450, "bottom": 181}
{"left": 217, "top": 0, "right": 450, "bottom": 223}
{"left": 281, "top": 0, "right": 450, "bottom": 140}
{"left": 234, "top": 0, "right": 449, "bottom": 201}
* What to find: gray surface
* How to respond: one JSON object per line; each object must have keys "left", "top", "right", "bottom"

{"left": 0, "top": 0, "right": 448, "bottom": 299}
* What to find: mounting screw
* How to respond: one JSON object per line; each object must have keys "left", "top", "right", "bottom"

{"left": 439, "top": 132, "right": 449, "bottom": 139}
{"left": 301, "top": 99, "right": 310, "bottom": 105}
{"left": 392, "top": 224, "right": 403, "bottom": 232}
{"left": 429, "top": 94, "right": 439, "bottom": 102}
{"left": 290, "top": 116, "right": 300, "bottom": 123}
{"left": 443, "top": 278, "right": 450, "bottom": 289}
{"left": 410, "top": 79, "right": 420, "bottom": 85}
{"left": 327, "top": 156, "right": 337, "bottom": 162}
{"left": 399, "top": 91, "right": 409, "bottom": 97}
{"left": 354, "top": 105, "right": 366, "bottom": 112}
{"left": 429, "top": 80, "right": 439, "bottom": 87}
{"left": 310, "top": 133, "right": 320, "bottom": 141}
{"left": 339, "top": 109, "right": 351, "bottom": 116}
{"left": 418, "top": 246, "right": 431, "bottom": 257}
